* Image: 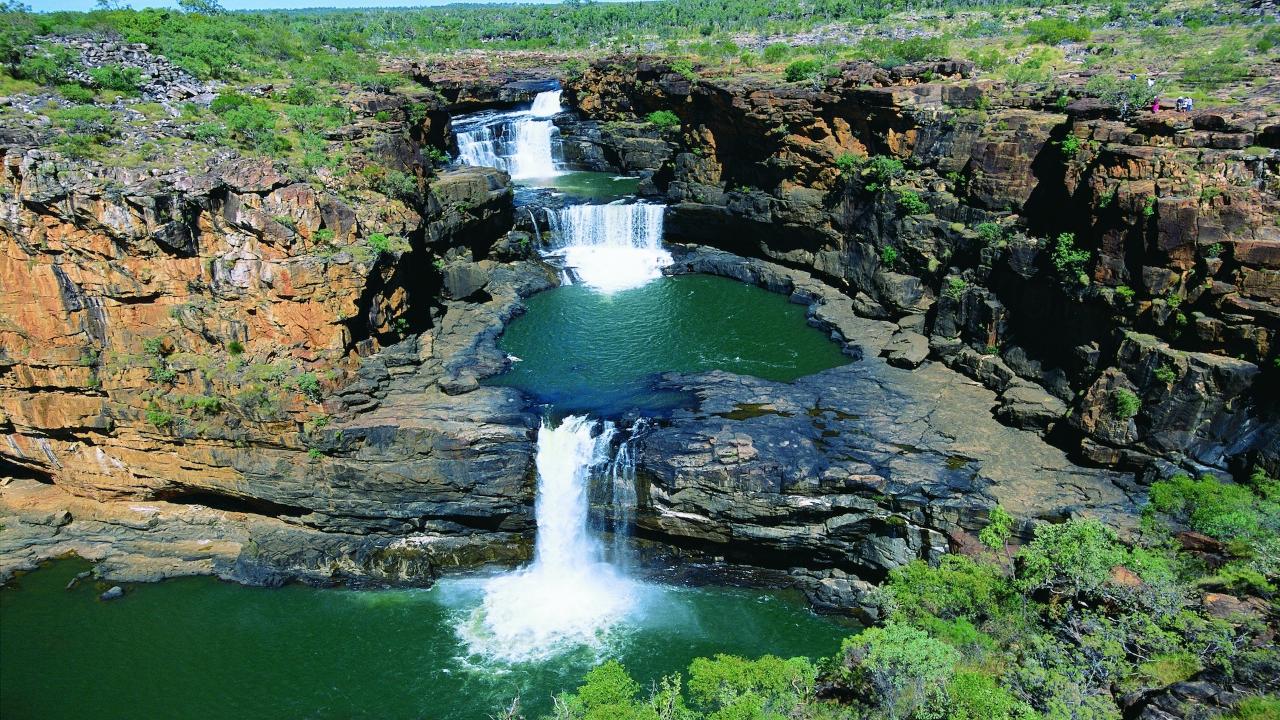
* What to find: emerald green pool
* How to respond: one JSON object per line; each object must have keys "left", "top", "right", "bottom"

{"left": 487, "top": 273, "right": 851, "bottom": 415}
{"left": 0, "top": 559, "right": 851, "bottom": 720}
{"left": 517, "top": 170, "right": 641, "bottom": 202}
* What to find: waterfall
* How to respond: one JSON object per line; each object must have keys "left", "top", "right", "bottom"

{"left": 605, "top": 419, "right": 646, "bottom": 567}
{"left": 529, "top": 89, "right": 563, "bottom": 117}
{"left": 545, "top": 202, "right": 673, "bottom": 292}
{"left": 453, "top": 90, "right": 564, "bottom": 179}
{"left": 461, "top": 415, "right": 639, "bottom": 662}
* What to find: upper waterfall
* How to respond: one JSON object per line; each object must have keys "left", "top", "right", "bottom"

{"left": 545, "top": 202, "right": 673, "bottom": 293}
{"left": 453, "top": 90, "right": 564, "bottom": 179}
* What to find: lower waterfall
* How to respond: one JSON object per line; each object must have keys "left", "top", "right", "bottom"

{"left": 545, "top": 202, "right": 673, "bottom": 292}
{"left": 459, "top": 415, "right": 641, "bottom": 663}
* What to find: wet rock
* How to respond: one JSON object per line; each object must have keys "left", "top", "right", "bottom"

{"left": 99, "top": 586, "right": 124, "bottom": 601}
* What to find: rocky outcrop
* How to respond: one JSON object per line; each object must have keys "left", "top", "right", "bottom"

{"left": 26, "top": 36, "right": 217, "bottom": 103}
{"left": 612, "top": 247, "right": 1137, "bottom": 612}
{"left": 396, "top": 52, "right": 565, "bottom": 112}
{"left": 0, "top": 91, "right": 558, "bottom": 585}
{"left": 566, "top": 56, "right": 1280, "bottom": 479}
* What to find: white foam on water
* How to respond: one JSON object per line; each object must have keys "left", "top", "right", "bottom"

{"left": 454, "top": 90, "right": 564, "bottom": 179}
{"left": 546, "top": 202, "right": 672, "bottom": 292}
{"left": 457, "top": 416, "right": 642, "bottom": 664}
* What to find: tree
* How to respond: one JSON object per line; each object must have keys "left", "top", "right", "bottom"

{"left": 838, "top": 623, "right": 960, "bottom": 719}
{"left": 178, "top": 0, "right": 224, "bottom": 14}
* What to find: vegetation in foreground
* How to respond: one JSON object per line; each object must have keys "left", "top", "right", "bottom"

{"left": 506, "top": 470, "right": 1278, "bottom": 720}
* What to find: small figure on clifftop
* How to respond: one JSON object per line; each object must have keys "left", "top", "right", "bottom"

{"left": 1152, "top": 96, "right": 1160, "bottom": 113}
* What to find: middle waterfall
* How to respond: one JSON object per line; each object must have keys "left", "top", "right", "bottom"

{"left": 545, "top": 202, "right": 673, "bottom": 293}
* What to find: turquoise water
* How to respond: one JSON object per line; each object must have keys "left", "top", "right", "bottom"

{"left": 516, "top": 171, "right": 642, "bottom": 202}
{"left": 0, "top": 559, "right": 852, "bottom": 720}
{"left": 486, "top": 273, "right": 851, "bottom": 415}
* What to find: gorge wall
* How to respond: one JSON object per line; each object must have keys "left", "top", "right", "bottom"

{"left": 2, "top": 49, "right": 1277, "bottom": 611}
{"left": 561, "top": 56, "right": 1279, "bottom": 480}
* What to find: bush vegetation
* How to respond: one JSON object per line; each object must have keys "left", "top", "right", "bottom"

{"left": 533, "top": 474, "right": 1279, "bottom": 720}
{"left": 646, "top": 110, "right": 680, "bottom": 131}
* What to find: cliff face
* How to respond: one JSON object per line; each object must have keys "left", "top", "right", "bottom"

{"left": 0, "top": 88, "right": 548, "bottom": 584}
{"left": 2, "top": 50, "right": 1276, "bottom": 603}
{"left": 565, "top": 56, "right": 1280, "bottom": 479}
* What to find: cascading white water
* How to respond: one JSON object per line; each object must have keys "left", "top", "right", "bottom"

{"left": 454, "top": 90, "right": 564, "bottom": 179}
{"left": 605, "top": 419, "right": 645, "bottom": 567}
{"left": 545, "top": 202, "right": 673, "bottom": 293}
{"left": 529, "top": 89, "right": 563, "bottom": 117}
{"left": 460, "top": 415, "right": 639, "bottom": 663}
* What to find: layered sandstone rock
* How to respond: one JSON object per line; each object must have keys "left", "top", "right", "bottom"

{"left": 566, "top": 56, "right": 1280, "bottom": 478}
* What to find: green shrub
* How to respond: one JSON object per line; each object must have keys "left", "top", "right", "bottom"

{"left": 947, "top": 671, "right": 1034, "bottom": 720}
{"left": 1205, "top": 242, "right": 1224, "bottom": 258}
{"left": 292, "top": 371, "right": 322, "bottom": 402}
{"left": 862, "top": 155, "right": 905, "bottom": 193}
{"left": 886, "top": 555, "right": 1008, "bottom": 622}
{"left": 837, "top": 622, "right": 959, "bottom": 719}
{"left": 645, "top": 110, "right": 680, "bottom": 131}
{"left": 687, "top": 654, "right": 814, "bottom": 717}
{"left": 1153, "top": 365, "right": 1177, "bottom": 384}
{"left": 57, "top": 83, "right": 94, "bottom": 103}
{"left": 976, "top": 222, "right": 1003, "bottom": 247}
{"left": 16, "top": 43, "right": 77, "bottom": 85}
{"left": 1051, "top": 232, "right": 1091, "bottom": 283}
{"left": 363, "top": 233, "right": 407, "bottom": 254}
{"left": 671, "top": 58, "right": 697, "bottom": 82}
{"left": 226, "top": 340, "right": 244, "bottom": 356}
{"left": 52, "top": 133, "right": 97, "bottom": 159}
{"left": 1232, "top": 696, "right": 1280, "bottom": 720}
{"left": 373, "top": 109, "right": 391, "bottom": 122}
{"left": 192, "top": 122, "right": 226, "bottom": 141}
{"left": 1115, "top": 285, "right": 1136, "bottom": 302}
{"left": 223, "top": 102, "right": 279, "bottom": 150}
{"left": 1017, "top": 518, "right": 1130, "bottom": 597}
{"left": 1110, "top": 388, "right": 1140, "bottom": 419}
{"left": 1084, "top": 74, "right": 1156, "bottom": 118}
{"left": 179, "top": 394, "right": 223, "bottom": 415}
{"left": 88, "top": 64, "right": 143, "bottom": 92}
{"left": 944, "top": 276, "right": 967, "bottom": 300}
{"left": 210, "top": 91, "right": 252, "bottom": 115}
{"left": 979, "top": 505, "right": 1015, "bottom": 551}
{"left": 1059, "top": 135, "right": 1083, "bottom": 157}
{"left": 375, "top": 170, "right": 419, "bottom": 203}
{"left": 762, "top": 43, "right": 789, "bottom": 63}
{"left": 50, "top": 105, "right": 116, "bottom": 135}
{"left": 897, "top": 190, "right": 929, "bottom": 215}
{"left": 1181, "top": 40, "right": 1248, "bottom": 90}
{"left": 146, "top": 408, "right": 174, "bottom": 428}
{"left": 1023, "top": 17, "right": 1091, "bottom": 45}
{"left": 784, "top": 58, "right": 823, "bottom": 82}
{"left": 880, "top": 246, "right": 898, "bottom": 267}
{"left": 835, "top": 152, "right": 859, "bottom": 176}
{"left": 1148, "top": 473, "right": 1280, "bottom": 544}
{"left": 284, "top": 104, "right": 345, "bottom": 133}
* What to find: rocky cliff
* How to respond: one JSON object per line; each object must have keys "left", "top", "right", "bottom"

{"left": 0, "top": 75, "right": 552, "bottom": 584}
{"left": 3, "top": 51, "right": 1277, "bottom": 611}
{"left": 564, "top": 56, "right": 1280, "bottom": 481}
